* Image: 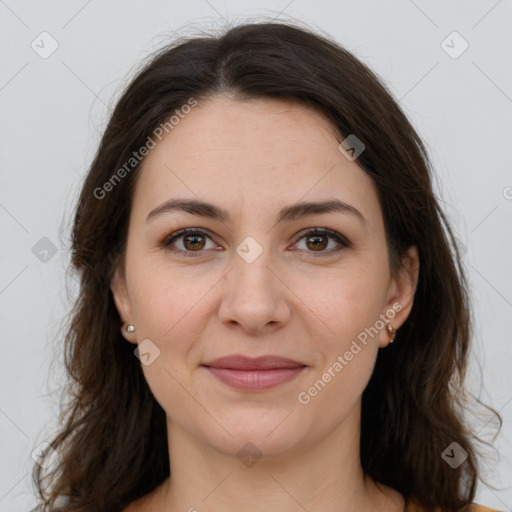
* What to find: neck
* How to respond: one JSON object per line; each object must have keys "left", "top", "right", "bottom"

{"left": 156, "top": 401, "right": 404, "bottom": 512}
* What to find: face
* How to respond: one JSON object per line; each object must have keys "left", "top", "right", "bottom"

{"left": 111, "top": 95, "right": 418, "bottom": 459}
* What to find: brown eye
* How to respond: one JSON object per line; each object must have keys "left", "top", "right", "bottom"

{"left": 182, "top": 233, "right": 206, "bottom": 251}
{"left": 163, "top": 228, "right": 217, "bottom": 257}
{"left": 306, "top": 234, "right": 328, "bottom": 251}
{"left": 292, "top": 228, "right": 351, "bottom": 257}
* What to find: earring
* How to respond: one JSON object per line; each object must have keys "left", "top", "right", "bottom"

{"left": 386, "top": 323, "right": 396, "bottom": 344}
{"left": 125, "top": 324, "right": 135, "bottom": 334}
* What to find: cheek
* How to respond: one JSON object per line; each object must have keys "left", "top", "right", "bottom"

{"left": 296, "top": 273, "right": 384, "bottom": 421}
{"left": 127, "top": 253, "right": 180, "bottom": 323}
{"left": 305, "top": 265, "right": 389, "bottom": 343}
{"left": 124, "top": 260, "right": 214, "bottom": 412}
{"left": 126, "top": 256, "right": 223, "bottom": 358}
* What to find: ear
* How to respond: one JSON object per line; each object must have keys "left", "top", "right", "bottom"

{"left": 111, "top": 267, "right": 136, "bottom": 344}
{"left": 379, "top": 246, "right": 420, "bottom": 348}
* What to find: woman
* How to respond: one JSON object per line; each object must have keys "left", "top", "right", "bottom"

{"left": 33, "top": 21, "right": 502, "bottom": 512}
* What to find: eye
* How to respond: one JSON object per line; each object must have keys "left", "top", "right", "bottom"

{"left": 290, "top": 228, "right": 351, "bottom": 256}
{"left": 162, "top": 228, "right": 219, "bottom": 257}
{"left": 162, "top": 227, "right": 351, "bottom": 258}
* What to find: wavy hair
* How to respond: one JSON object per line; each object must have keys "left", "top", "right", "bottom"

{"left": 33, "top": 21, "right": 501, "bottom": 512}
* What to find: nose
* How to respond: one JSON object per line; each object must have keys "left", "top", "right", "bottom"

{"left": 218, "top": 246, "right": 291, "bottom": 335}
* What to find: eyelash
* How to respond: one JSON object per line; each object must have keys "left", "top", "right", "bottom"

{"left": 161, "top": 227, "right": 351, "bottom": 258}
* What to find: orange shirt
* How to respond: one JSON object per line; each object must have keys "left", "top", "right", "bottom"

{"left": 405, "top": 499, "right": 500, "bottom": 512}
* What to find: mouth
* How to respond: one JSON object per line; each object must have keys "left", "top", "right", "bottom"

{"left": 201, "top": 355, "right": 307, "bottom": 391}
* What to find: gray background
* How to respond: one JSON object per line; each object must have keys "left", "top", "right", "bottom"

{"left": 1, "top": 0, "right": 511, "bottom": 510}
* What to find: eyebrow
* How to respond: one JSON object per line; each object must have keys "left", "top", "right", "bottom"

{"left": 146, "top": 198, "right": 366, "bottom": 225}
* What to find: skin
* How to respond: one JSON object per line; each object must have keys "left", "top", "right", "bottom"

{"left": 112, "top": 95, "right": 419, "bottom": 512}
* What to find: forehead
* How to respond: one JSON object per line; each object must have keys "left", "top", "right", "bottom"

{"left": 131, "top": 95, "right": 381, "bottom": 227}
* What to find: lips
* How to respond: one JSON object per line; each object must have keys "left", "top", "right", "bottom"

{"left": 203, "top": 355, "right": 305, "bottom": 370}
{"left": 202, "top": 355, "right": 306, "bottom": 391}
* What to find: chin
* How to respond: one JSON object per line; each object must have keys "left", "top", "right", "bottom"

{"left": 197, "top": 409, "right": 312, "bottom": 460}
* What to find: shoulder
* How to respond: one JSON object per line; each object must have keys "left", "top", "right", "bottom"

{"left": 406, "top": 500, "right": 501, "bottom": 512}
{"left": 466, "top": 505, "right": 502, "bottom": 512}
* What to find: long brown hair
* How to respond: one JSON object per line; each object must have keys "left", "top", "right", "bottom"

{"left": 33, "top": 21, "right": 501, "bottom": 512}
